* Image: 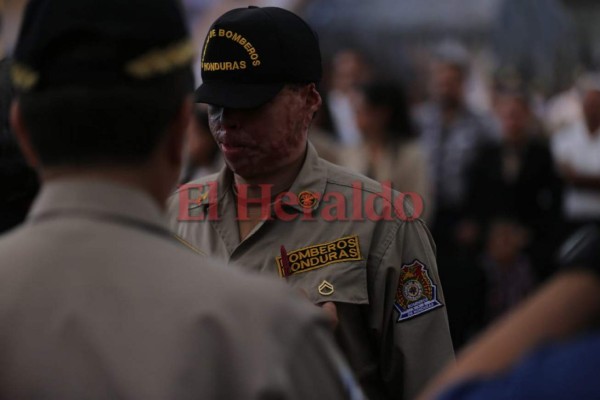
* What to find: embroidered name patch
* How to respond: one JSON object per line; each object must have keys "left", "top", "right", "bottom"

{"left": 276, "top": 235, "right": 362, "bottom": 277}
{"left": 394, "top": 260, "right": 442, "bottom": 322}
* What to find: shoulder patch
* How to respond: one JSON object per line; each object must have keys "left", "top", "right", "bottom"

{"left": 394, "top": 260, "right": 442, "bottom": 322}
{"left": 276, "top": 235, "right": 362, "bottom": 277}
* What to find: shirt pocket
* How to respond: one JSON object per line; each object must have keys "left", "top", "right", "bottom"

{"left": 284, "top": 259, "right": 369, "bottom": 305}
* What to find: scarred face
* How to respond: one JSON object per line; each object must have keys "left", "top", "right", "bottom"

{"left": 207, "top": 84, "right": 321, "bottom": 179}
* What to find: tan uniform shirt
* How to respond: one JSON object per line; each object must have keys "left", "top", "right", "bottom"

{"left": 170, "top": 143, "right": 454, "bottom": 400}
{"left": 0, "top": 179, "right": 361, "bottom": 400}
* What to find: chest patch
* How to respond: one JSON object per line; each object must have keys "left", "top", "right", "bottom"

{"left": 276, "top": 235, "right": 362, "bottom": 277}
{"left": 394, "top": 260, "right": 443, "bottom": 322}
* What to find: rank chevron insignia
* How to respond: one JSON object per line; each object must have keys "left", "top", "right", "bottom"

{"left": 318, "top": 280, "right": 334, "bottom": 296}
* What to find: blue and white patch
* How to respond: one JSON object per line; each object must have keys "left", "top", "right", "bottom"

{"left": 394, "top": 260, "right": 443, "bottom": 322}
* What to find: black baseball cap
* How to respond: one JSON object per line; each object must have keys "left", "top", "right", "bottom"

{"left": 11, "top": 0, "right": 194, "bottom": 93}
{"left": 195, "top": 6, "right": 322, "bottom": 109}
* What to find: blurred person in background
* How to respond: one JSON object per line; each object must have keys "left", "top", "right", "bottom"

{"left": 0, "top": 0, "right": 362, "bottom": 398}
{"left": 440, "top": 218, "right": 536, "bottom": 348}
{"left": 415, "top": 41, "right": 496, "bottom": 348}
{"left": 543, "top": 81, "right": 583, "bottom": 137}
{"left": 321, "top": 48, "right": 372, "bottom": 146}
{"left": 415, "top": 41, "right": 496, "bottom": 258}
{"left": 1, "top": 0, "right": 27, "bottom": 57}
{"left": 179, "top": 105, "right": 223, "bottom": 184}
{"left": 479, "top": 219, "right": 535, "bottom": 324}
{"left": 342, "top": 81, "right": 432, "bottom": 221}
{"left": 302, "top": 50, "right": 372, "bottom": 165}
{"left": 552, "top": 74, "right": 600, "bottom": 232}
{"left": 466, "top": 89, "right": 563, "bottom": 281}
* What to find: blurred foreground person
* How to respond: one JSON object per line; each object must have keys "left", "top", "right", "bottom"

{"left": 170, "top": 7, "right": 453, "bottom": 399}
{"left": 418, "top": 225, "right": 600, "bottom": 400}
{"left": 0, "top": 1, "right": 361, "bottom": 399}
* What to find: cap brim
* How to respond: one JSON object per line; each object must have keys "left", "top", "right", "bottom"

{"left": 194, "top": 81, "right": 285, "bottom": 108}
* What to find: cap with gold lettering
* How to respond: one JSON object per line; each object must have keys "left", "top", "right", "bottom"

{"left": 195, "top": 6, "right": 322, "bottom": 109}
{"left": 11, "top": 0, "right": 195, "bottom": 92}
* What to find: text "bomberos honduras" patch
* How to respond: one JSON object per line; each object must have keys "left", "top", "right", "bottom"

{"left": 276, "top": 235, "right": 362, "bottom": 277}
{"left": 394, "top": 260, "right": 442, "bottom": 322}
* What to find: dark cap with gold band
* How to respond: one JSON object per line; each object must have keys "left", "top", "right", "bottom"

{"left": 195, "top": 6, "right": 322, "bottom": 109}
{"left": 11, "top": 0, "right": 195, "bottom": 93}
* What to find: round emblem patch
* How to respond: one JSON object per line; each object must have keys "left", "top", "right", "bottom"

{"left": 298, "top": 191, "right": 318, "bottom": 209}
{"left": 403, "top": 279, "right": 423, "bottom": 302}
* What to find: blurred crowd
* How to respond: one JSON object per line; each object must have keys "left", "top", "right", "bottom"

{"left": 288, "top": 42, "right": 600, "bottom": 349}
{"left": 2, "top": 0, "right": 600, "bottom": 352}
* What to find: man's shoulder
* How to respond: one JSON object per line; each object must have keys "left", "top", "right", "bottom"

{"left": 320, "top": 158, "right": 425, "bottom": 225}
{"left": 321, "top": 158, "right": 388, "bottom": 195}
{"left": 0, "top": 224, "right": 29, "bottom": 261}
{"left": 0, "top": 220, "right": 322, "bottom": 329}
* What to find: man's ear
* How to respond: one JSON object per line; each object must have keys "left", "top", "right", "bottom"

{"left": 10, "top": 100, "right": 40, "bottom": 168}
{"left": 165, "top": 95, "right": 193, "bottom": 168}
{"left": 306, "top": 82, "right": 322, "bottom": 113}
{"left": 302, "top": 83, "right": 322, "bottom": 130}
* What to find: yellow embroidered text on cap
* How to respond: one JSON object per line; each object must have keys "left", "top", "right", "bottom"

{"left": 203, "top": 28, "right": 261, "bottom": 67}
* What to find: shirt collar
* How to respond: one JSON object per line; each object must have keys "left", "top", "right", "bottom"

{"left": 194, "top": 141, "right": 327, "bottom": 213}
{"left": 28, "top": 178, "right": 168, "bottom": 231}
{"left": 285, "top": 141, "right": 327, "bottom": 213}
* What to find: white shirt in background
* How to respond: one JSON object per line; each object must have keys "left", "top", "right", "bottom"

{"left": 552, "top": 120, "right": 600, "bottom": 220}
{"left": 328, "top": 90, "right": 363, "bottom": 146}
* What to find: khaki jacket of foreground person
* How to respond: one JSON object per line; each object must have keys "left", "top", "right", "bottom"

{"left": 170, "top": 143, "right": 454, "bottom": 400}
{"left": 0, "top": 180, "right": 361, "bottom": 400}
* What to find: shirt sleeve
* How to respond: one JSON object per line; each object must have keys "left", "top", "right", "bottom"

{"left": 369, "top": 217, "right": 455, "bottom": 399}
